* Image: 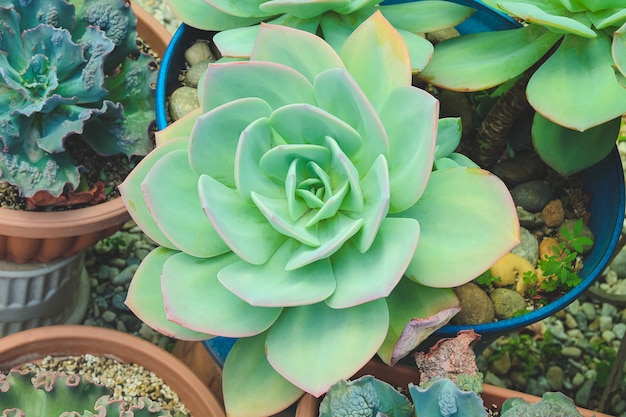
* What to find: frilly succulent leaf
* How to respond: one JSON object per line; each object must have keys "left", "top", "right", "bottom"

{"left": 168, "top": 0, "right": 476, "bottom": 71}
{"left": 408, "top": 379, "right": 487, "bottom": 417}
{"left": 320, "top": 375, "right": 414, "bottom": 417}
{"left": 0, "top": 0, "right": 157, "bottom": 200}
{"left": 500, "top": 392, "right": 584, "bottom": 417}
{"left": 121, "top": 13, "right": 518, "bottom": 417}
{"left": 0, "top": 370, "right": 169, "bottom": 416}
{"left": 420, "top": 0, "right": 626, "bottom": 174}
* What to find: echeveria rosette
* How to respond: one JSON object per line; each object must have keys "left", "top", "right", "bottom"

{"left": 166, "top": 0, "right": 477, "bottom": 72}
{"left": 0, "top": 0, "right": 157, "bottom": 198}
{"left": 120, "top": 13, "right": 518, "bottom": 417}
{"left": 420, "top": 0, "right": 626, "bottom": 175}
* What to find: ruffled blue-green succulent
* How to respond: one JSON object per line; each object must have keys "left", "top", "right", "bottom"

{"left": 166, "top": 0, "right": 477, "bottom": 72}
{"left": 0, "top": 370, "right": 170, "bottom": 416}
{"left": 0, "top": 0, "right": 157, "bottom": 200}
{"left": 420, "top": 0, "right": 626, "bottom": 175}
{"left": 119, "top": 12, "right": 519, "bottom": 417}
{"left": 501, "top": 392, "right": 584, "bottom": 417}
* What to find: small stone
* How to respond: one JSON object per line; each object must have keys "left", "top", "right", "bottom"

{"left": 169, "top": 86, "right": 199, "bottom": 120}
{"left": 541, "top": 199, "right": 565, "bottom": 227}
{"left": 614, "top": 322, "right": 626, "bottom": 339}
{"left": 184, "top": 59, "right": 211, "bottom": 88}
{"left": 581, "top": 302, "right": 597, "bottom": 321}
{"left": 101, "top": 310, "right": 117, "bottom": 323}
{"left": 510, "top": 180, "right": 554, "bottom": 212}
{"left": 108, "top": 258, "right": 127, "bottom": 269}
{"left": 112, "top": 292, "right": 130, "bottom": 312}
{"left": 490, "top": 151, "right": 546, "bottom": 186}
{"left": 564, "top": 313, "right": 578, "bottom": 329}
{"left": 561, "top": 346, "right": 582, "bottom": 359}
{"left": 116, "top": 321, "right": 128, "bottom": 333}
{"left": 483, "top": 371, "right": 506, "bottom": 388}
{"left": 609, "top": 246, "right": 626, "bottom": 277}
{"left": 575, "top": 379, "right": 594, "bottom": 408}
{"left": 601, "top": 303, "right": 618, "bottom": 318}
{"left": 566, "top": 299, "right": 580, "bottom": 315}
{"left": 602, "top": 330, "right": 616, "bottom": 343}
{"left": 452, "top": 282, "right": 495, "bottom": 325}
{"left": 111, "top": 264, "right": 139, "bottom": 285}
{"left": 490, "top": 288, "right": 527, "bottom": 320}
{"left": 184, "top": 41, "right": 214, "bottom": 66}
{"left": 546, "top": 365, "right": 564, "bottom": 390}
{"left": 600, "top": 315, "right": 614, "bottom": 332}
{"left": 510, "top": 227, "right": 539, "bottom": 266}
{"left": 571, "top": 372, "right": 585, "bottom": 388}
{"left": 566, "top": 329, "right": 583, "bottom": 339}
{"left": 516, "top": 207, "right": 545, "bottom": 229}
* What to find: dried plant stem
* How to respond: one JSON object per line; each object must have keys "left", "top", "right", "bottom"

{"left": 468, "top": 72, "right": 531, "bottom": 168}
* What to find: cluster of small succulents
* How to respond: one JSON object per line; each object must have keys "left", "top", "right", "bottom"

{"left": 0, "top": 0, "right": 158, "bottom": 204}
{"left": 0, "top": 370, "right": 170, "bottom": 416}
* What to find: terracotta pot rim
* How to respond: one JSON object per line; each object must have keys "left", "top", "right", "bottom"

{"left": 0, "top": 324, "right": 226, "bottom": 417}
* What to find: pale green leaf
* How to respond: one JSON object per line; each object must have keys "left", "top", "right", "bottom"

{"left": 125, "top": 247, "right": 214, "bottom": 341}
{"left": 615, "top": 23, "right": 626, "bottom": 77}
{"left": 208, "top": 0, "right": 271, "bottom": 18}
{"left": 154, "top": 108, "right": 201, "bottom": 146}
{"left": 498, "top": 1, "right": 597, "bottom": 37}
{"left": 235, "top": 117, "right": 284, "bottom": 201}
{"left": 119, "top": 139, "right": 188, "bottom": 249}
{"left": 142, "top": 150, "right": 230, "bottom": 258}
{"left": 251, "top": 192, "right": 321, "bottom": 246}
{"left": 340, "top": 11, "right": 411, "bottom": 111}
{"left": 577, "top": 0, "right": 626, "bottom": 12}
{"left": 527, "top": 33, "right": 626, "bottom": 130}
{"left": 353, "top": 155, "right": 390, "bottom": 252}
{"left": 378, "top": 278, "right": 460, "bottom": 365}
{"left": 251, "top": 22, "right": 344, "bottom": 82}
{"left": 266, "top": 300, "right": 389, "bottom": 396}
{"left": 286, "top": 213, "right": 363, "bottom": 269}
{"left": 218, "top": 239, "right": 335, "bottom": 307}
{"left": 379, "top": 86, "right": 437, "bottom": 213}
{"left": 532, "top": 113, "right": 621, "bottom": 175}
{"left": 165, "top": 0, "right": 264, "bottom": 30}
{"left": 269, "top": 103, "right": 362, "bottom": 156}
{"left": 326, "top": 218, "right": 419, "bottom": 309}
{"left": 434, "top": 117, "right": 463, "bottom": 160}
{"left": 223, "top": 334, "right": 304, "bottom": 417}
{"left": 260, "top": 0, "right": 350, "bottom": 18}
{"left": 213, "top": 26, "right": 259, "bottom": 59}
{"left": 588, "top": 8, "right": 626, "bottom": 29}
{"left": 314, "top": 68, "right": 389, "bottom": 175}
{"left": 380, "top": 1, "right": 476, "bottom": 33}
{"left": 420, "top": 25, "right": 561, "bottom": 91}
{"left": 397, "top": 167, "right": 519, "bottom": 288}
{"left": 162, "top": 251, "right": 282, "bottom": 336}
{"left": 199, "top": 61, "right": 316, "bottom": 113}
{"left": 398, "top": 29, "right": 434, "bottom": 73}
{"left": 259, "top": 143, "right": 331, "bottom": 181}
{"left": 198, "top": 174, "right": 287, "bottom": 265}
{"left": 189, "top": 97, "right": 273, "bottom": 188}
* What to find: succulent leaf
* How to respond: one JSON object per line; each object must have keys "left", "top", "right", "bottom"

{"left": 409, "top": 378, "right": 487, "bottom": 417}
{"left": 320, "top": 375, "right": 414, "bottom": 417}
{"left": 527, "top": 32, "right": 626, "bottom": 131}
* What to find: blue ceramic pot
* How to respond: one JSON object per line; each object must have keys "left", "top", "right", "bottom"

{"left": 155, "top": 0, "right": 625, "bottom": 364}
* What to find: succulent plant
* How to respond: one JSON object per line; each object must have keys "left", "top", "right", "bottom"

{"left": 120, "top": 12, "right": 519, "bottom": 417}
{"left": 500, "top": 392, "right": 584, "bottom": 417}
{"left": 0, "top": 0, "right": 157, "bottom": 203}
{"left": 0, "top": 370, "right": 170, "bottom": 416}
{"left": 419, "top": 0, "right": 626, "bottom": 175}
{"left": 166, "top": 0, "right": 477, "bottom": 71}
{"left": 320, "top": 375, "right": 414, "bottom": 417}
{"left": 409, "top": 378, "right": 487, "bottom": 417}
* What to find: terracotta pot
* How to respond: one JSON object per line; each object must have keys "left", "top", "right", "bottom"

{"left": 294, "top": 360, "right": 614, "bottom": 417}
{"left": 0, "top": 325, "right": 225, "bottom": 417}
{"left": 0, "top": 2, "right": 172, "bottom": 264}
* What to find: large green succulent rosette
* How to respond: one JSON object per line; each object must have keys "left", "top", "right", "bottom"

{"left": 120, "top": 12, "right": 518, "bottom": 417}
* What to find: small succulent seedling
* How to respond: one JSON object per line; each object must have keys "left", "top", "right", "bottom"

{"left": 501, "top": 392, "right": 584, "bottom": 417}
{"left": 0, "top": 0, "right": 158, "bottom": 205}
{"left": 0, "top": 370, "right": 170, "bottom": 416}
